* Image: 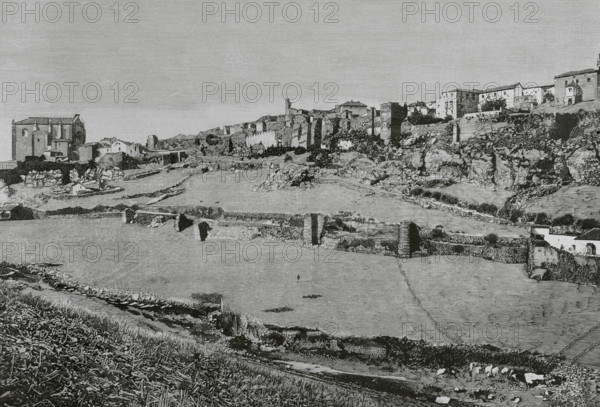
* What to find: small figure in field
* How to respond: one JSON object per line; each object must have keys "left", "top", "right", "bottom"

{"left": 297, "top": 274, "right": 300, "bottom": 283}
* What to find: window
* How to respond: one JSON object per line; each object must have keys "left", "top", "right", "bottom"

{"left": 588, "top": 77, "right": 592, "bottom": 83}
{"left": 576, "top": 79, "right": 579, "bottom": 84}
{"left": 565, "top": 81, "right": 568, "bottom": 86}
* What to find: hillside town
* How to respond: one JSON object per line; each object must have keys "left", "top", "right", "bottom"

{"left": 4, "top": 16, "right": 600, "bottom": 406}
{"left": 5, "top": 54, "right": 599, "bottom": 171}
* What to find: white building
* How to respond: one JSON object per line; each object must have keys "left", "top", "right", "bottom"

{"left": 478, "top": 83, "right": 523, "bottom": 110}
{"left": 521, "top": 85, "right": 555, "bottom": 106}
{"left": 95, "top": 137, "right": 142, "bottom": 160}
{"left": 531, "top": 226, "right": 600, "bottom": 256}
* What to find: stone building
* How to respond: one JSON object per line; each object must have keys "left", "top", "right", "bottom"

{"left": 380, "top": 102, "right": 406, "bottom": 144}
{"left": 78, "top": 143, "right": 100, "bottom": 163}
{"left": 436, "top": 89, "right": 480, "bottom": 119}
{"left": 147, "top": 135, "right": 159, "bottom": 150}
{"left": 336, "top": 100, "right": 368, "bottom": 117}
{"left": 555, "top": 69, "right": 599, "bottom": 105}
{"left": 12, "top": 114, "right": 86, "bottom": 162}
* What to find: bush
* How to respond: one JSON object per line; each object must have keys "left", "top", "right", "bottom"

{"left": 478, "top": 203, "right": 498, "bottom": 216}
{"left": 484, "top": 234, "right": 499, "bottom": 245}
{"left": 293, "top": 146, "right": 307, "bottom": 155}
{"left": 577, "top": 218, "right": 600, "bottom": 230}
{"left": 422, "top": 190, "right": 432, "bottom": 198}
{"left": 431, "top": 191, "right": 442, "bottom": 200}
{"left": 534, "top": 212, "right": 551, "bottom": 225}
{"left": 229, "top": 335, "right": 252, "bottom": 350}
{"left": 509, "top": 209, "right": 524, "bottom": 223}
{"left": 452, "top": 245, "right": 465, "bottom": 254}
{"left": 553, "top": 214, "right": 575, "bottom": 226}
{"left": 411, "top": 187, "right": 424, "bottom": 196}
{"left": 481, "top": 98, "right": 506, "bottom": 112}
{"left": 441, "top": 194, "right": 459, "bottom": 205}
{"left": 431, "top": 228, "right": 445, "bottom": 240}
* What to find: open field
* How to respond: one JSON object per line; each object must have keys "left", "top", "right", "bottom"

{"left": 155, "top": 170, "right": 524, "bottom": 236}
{"left": 526, "top": 185, "right": 600, "bottom": 218}
{"left": 9, "top": 166, "right": 526, "bottom": 236}
{"left": 4, "top": 218, "right": 600, "bottom": 368}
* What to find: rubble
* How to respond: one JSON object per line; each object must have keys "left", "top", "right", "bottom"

{"left": 22, "top": 170, "right": 63, "bottom": 187}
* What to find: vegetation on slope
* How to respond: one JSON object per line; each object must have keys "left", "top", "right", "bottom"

{"left": 0, "top": 282, "right": 388, "bottom": 407}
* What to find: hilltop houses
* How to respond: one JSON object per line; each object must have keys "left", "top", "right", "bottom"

{"left": 554, "top": 55, "right": 600, "bottom": 106}
{"left": 478, "top": 83, "right": 524, "bottom": 110}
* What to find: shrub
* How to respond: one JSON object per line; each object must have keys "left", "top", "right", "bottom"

{"left": 422, "top": 190, "right": 432, "bottom": 198}
{"left": 534, "top": 212, "right": 551, "bottom": 225}
{"left": 263, "top": 331, "right": 286, "bottom": 347}
{"left": 478, "top": 203, "right": 498, "bottom": 216}
{"left": 553, "top": 214, "right": 575, "bottom": 226}
{"left": 578, "top": 218, "right": 600, "bottom": 230}
{"left": 431, "top": 228, "right": 445, "bottom": 240}
{"left": 441, "top": 194, "right": 459, "bottom": 205}
{"left": 229, "top": 335, "right": 252, "bottom": 350}
{"left": 431, "top": 191, "right": 442, "bottom": 200}
{"left": 509, "top": 209, "right": 524, "bottom": 223}
{"left": 452, "top": 245, "right": 465, "bottom": 254}
{"left": 484, "top": 233, "right": 499, "bottom": 245}
{"left": 411, "top": 187, "right": 424, "bottom": 196}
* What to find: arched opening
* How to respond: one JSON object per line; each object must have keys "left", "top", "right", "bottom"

{"left": 587, "top": 243, "right": 597, "bottom": 255}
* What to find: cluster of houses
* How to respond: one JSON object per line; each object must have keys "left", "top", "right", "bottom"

{"left": 6, "top": 54, "right": 600, "bottom": 165}
{"left": 436, "top": 53, "right": 600, "bottom": 120}
{"left": 214, "top": 98, "right": 406, "bottom": 155}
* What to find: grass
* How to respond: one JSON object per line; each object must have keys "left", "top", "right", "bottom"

{"left": 0, "top": 281, "right": 389, "bottom": 407}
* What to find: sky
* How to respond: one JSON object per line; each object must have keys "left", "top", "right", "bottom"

{"left": 0, "top": 0, "right": 598, "bottom": 160}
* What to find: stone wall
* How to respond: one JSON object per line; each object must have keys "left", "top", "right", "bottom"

{"left": 426, "top": 241, "right": 528, "bottom": 264}
{"left": 530, "top": 243, "right": 600, "bottom": 285}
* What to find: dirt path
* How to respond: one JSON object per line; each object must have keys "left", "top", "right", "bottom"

{"left": 559, "top": 323, "right": 600, "bottom": 367}
{"left": 395, "top": 258, "right": 464, "bottom": 344}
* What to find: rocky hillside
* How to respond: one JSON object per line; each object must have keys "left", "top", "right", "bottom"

{"left": 395, "top": 111, "right": 600, "bottom": 195}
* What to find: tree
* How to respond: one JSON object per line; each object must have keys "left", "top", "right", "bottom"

{"left": 481, "top": 98, "right": 507, "bottom": 112}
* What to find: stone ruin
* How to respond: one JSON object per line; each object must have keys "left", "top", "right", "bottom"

{"left": 22, "top": 170, "right": 63, "bottom": 188}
